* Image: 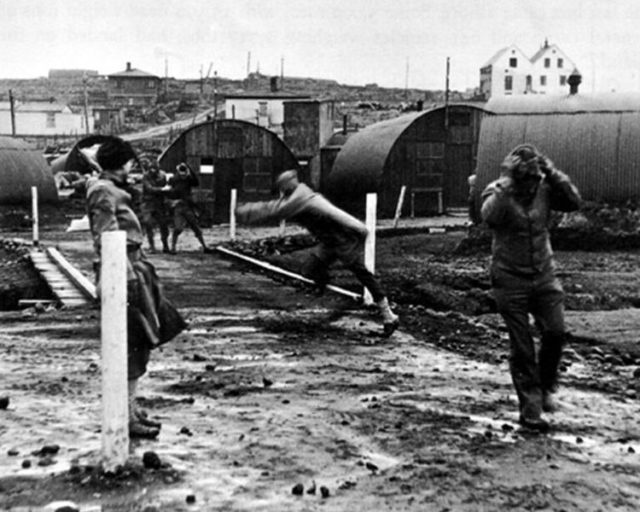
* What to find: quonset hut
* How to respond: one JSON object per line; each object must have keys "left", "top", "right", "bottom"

{"left": 324, "top": 104, "right": 488, "bottom": 218}
{"left": 0, "top": 137, "right": 58, "bottom": 204}
{"left": 158, "top": 119, "right": 299, "bottom": 224}
{"left": 475, "top": 91, "right": 640, "bottom": 205}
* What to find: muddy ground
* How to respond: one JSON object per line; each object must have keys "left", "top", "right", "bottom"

{"left": 2, "top": 218, "right": 640, "bottom": 511}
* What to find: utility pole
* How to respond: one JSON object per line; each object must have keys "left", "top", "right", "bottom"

{"left": 164, "top": 57, "right": 169, "bottom": 98}
{"left": 444, "top": 57, "right": 450, "bottom": 130}
{"left": 247, "top": 51, "right": 251, "bottom": 77}
{"left": 82, "top": 72, "right": 90, "bottom": 134}
{"left": 8, "top": 89, "right": 16, "bottom": 136}
{"left": 280, "top": 56, "right": 284, "bottom": 90}
{"left": 404, "top": 57, "right": 410, "bottom": 101}
{"left": 213, "top": 70, "right": 218, "bottom": 119}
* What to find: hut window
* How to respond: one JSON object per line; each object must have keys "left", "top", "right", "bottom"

{"left": 509, "top": 58, "right": 517, "bottom": 68}
{"left": 544, "top": 58, "right": 551, "bottom": 68}
{"left": 46, "top": 113, "right": 56, "bottom": 128}
{"left": 504, "top": 76, "right": 513, "bottom": 91}
{"left": 557, "top": 58, "right": 564, "bottom": 68}
{"left": 258, "top": 101, "right": 268, "bottom": 117}
{"left": 147, "top": 80, "right": 155, "bottom": 89}
{"left": 560, "top": 75, "right": 567, "bottom": 86}
{"left": 540, "top": 75, "right": 547, "bottom": 86}
{"left": 417, "top": 142, "right": 444, "bottom": 159}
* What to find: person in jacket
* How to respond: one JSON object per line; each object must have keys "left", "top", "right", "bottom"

{"left": 139, "top": 158, "right": 171, "bottom": 253}
{"left": 235, "top": 170, "right": 399, "bottom": 336}
{"left": 167, "top": 162, "right": 212, "bottom": 254}
{"left": 481, "top": 143, "right": 581, "bottom": 432}
{"left": 87, "top": 137, "right": 187, "bottom": 439}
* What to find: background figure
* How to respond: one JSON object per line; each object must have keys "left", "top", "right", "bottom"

{"left": 481, "top": 143, "right": 581, "bottom": 432}
{"left": 86, "top": 137, "right": 187, "bottom": 439}
{"left": 236, "top": 170, "right": 399, "bottom": 336}
{"left": 167, "top": 162, "right": 212, "bottom": 254}
{"left": 467, "top": 172, "right": 480, "bottom": 225}
{"left": 140, "top": 158, "right": 171, "bottom": 253}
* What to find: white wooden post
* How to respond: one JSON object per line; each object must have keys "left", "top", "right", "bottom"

{"left": 364, "top": 193, "right": 377, "bottom": 305}
{"left": 393, "top": 185, "right": 406, "bottom": 228}
{"left": 31, "top": 186, "right": 39, "bottom": 248}
{"left": 101, "top": 231, "right": 129, "bottom": 471}
{"left": 230, "top": 188, "right": 237, "bottom": 240}
{"left": 279, "top": 219, "right": 286, "bottom": 237}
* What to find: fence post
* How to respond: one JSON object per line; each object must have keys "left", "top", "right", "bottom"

{"left": 364, "top": 193, "right": 377, "bottom": 304}
{"left": 100, "top": 231, "right": 129, "bottom": 471}
{"left": 31, "top": 186, "right": 39, "bottom": 248}
{"left": 230, "top": 189, "right": 237, "bottom": 240}
{"left": 393, "top": 185, "right": 406, "bottom": 228}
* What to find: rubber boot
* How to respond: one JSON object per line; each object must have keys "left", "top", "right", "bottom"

{"left": 128, "top": 379, "right": 160, "bottom": 439}
{"left": 377, "top": 297, "right": 399, "bottom": 337}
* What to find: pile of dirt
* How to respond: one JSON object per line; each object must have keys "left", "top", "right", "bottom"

{"left": 0, "top": 238, "right": 52, "bottom": 310}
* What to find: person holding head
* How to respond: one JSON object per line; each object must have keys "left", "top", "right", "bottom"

{"left": 139, "top": 157, "right": 171, "bottom": 253}
{"left": 86, "top": 137, "right": 187, "bottom": 439}
{"left": 481, "top": 144, "right": 581, "bottom": 432}
{"left": 235, "top": 170, "right": 400, "bottom": 336}
{"left": 167, "top": 162, "right": 212, "bottom": 254}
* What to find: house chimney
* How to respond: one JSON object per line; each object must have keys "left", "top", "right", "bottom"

{"left": 126, "top": 62, "right": 132, "bottom": 71}
{"left": 568, "top": 69, "right": 582, "bottom": 95}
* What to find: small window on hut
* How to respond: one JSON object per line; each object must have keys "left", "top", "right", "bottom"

{"left": 540, "top": 75, "right": 547, "bottom": 86}
{"left": 46, "top": 112, "right": 55, "bottom": 128}
{"left": 560, "top": 75, "right": 567, "bottom": 86}
{"left": 557, "top": 58, "right": 564, "bottom": 68}
{"left": 509, "top": 58, "right": 517, "bottom": 68}
{"left": 544, "top": 58, "right": 551, "bottom": 68}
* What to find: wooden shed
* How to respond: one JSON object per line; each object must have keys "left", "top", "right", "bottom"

{"left": 158, "top": 119, "right": 299, "bottom": 223}
{"left": 475, "top": 92, "right": 640, "bottom": 204}
{"left": 324, "top": 104, "right": 488, "bottom": 218}
{"left": 0, "top": 136, "right": 58, "bottom": 204}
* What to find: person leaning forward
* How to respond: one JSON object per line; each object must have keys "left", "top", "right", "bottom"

{"left": 481, "top": 143, "right": 582, "bottom": 432}
{"left": 86, "top": 137, "right": 187, "bottom": 439}
{"left": 235, "top": 170, "right": 400, "bottom": 336}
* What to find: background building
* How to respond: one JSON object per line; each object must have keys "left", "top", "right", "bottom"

{"left": 107, "top": 62, "right": 160, "bottom": 107}
{"left": 480, "top": 40, "right": 577, "bottom": 98}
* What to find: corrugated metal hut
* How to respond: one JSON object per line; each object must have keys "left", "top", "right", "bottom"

{"left": 475, "top": 92, "right": 640, "bottom": 204}
{"left": 158, "top": 119, "right": 299, "bottom": 223}
{"left": 324, "top": 104, "right": 488, "bottom": 218}
{"left": 0, "top": 137, "right": 58, "bottom": 204}
{"left": 50, "top": 135, "right": 111, "bottom": 175}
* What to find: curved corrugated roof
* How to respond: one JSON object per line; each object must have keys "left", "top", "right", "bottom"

{"left": 0, "top": 137, "right": 58, "bottom": 204}
{"left": 476, "top": 92, "right": 640, "bottom": 203}
{"left": 486, "top": 92, "right": 640, "bottom": 114}
{"left": 328, "top": 104, "right": 487, "bottom": 192}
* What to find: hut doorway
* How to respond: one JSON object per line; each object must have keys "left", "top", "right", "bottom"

{"left": 445, "top": 144, "right": 473, "bottom": 208}
{"left": 213, "top": 158, "right": 243, "bottom": 223}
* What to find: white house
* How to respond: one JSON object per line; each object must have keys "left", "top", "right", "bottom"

{"left": 480, "top": 40, "right": 577, "bottom": 98}
{"left": 0, "top": 101, "right": 93, "bottom": 136}
{"left": 224, "top": 93, "right": 310, "bottom": 137}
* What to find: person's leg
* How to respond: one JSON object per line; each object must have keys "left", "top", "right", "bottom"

{"left": 184, "top": 208, "right": 212, "bottom": 252}
{"left": 302, "top": 246, "right": 334, "bottom": 294}
{"left": 158, "top": 215, "right": 170, "bottom": 253}
{"left": 493, "top": 277, "right": 547, "bottom": 430}
{"left": 531, "top": 277, "right": 567, "bottom": 412}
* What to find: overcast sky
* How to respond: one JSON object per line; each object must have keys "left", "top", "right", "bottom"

{"left": 1, "top": 0, "right": 640, "bottom": 93}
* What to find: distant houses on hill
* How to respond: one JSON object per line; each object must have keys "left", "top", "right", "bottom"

{"left": 480, "top": 40, "right": 578, "bottom": 98}
{"left": 0, "top": 100, "right": 92, "bottom": 136}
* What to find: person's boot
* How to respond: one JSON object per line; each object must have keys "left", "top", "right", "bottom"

{"left": 128, "top": 379, "right": 160, "bottom": 439}
{"left": 377, "top": 297, "right": 399, "bottom": 336}
{"left": 542, "top": 390, "right": 559, "bottom": 413}
{"left": 518, "top": 398, "right": 549, "bottom": 432}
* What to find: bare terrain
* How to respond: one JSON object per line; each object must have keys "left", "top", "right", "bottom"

{"left": 1, "top": 220, "right": 640, "bottom": 511}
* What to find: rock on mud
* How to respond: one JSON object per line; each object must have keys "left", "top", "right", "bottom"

{"left": 291, "top": 483, "right": 304, "bottom": 495}
{"left": 142, "top": 451, "right": 162, "bottom": 470}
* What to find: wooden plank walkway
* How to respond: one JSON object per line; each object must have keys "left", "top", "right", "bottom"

{"left": 29, "top": 248, "right": 97, "bottom": 308}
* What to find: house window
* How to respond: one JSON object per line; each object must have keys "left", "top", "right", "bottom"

{"left": 258, "top": 101, "right": 268, "bottom": 116}
{"left": 544, "top": 58, "right": 550, "bottom": 68}
{"left": 509, "top": 58, "right": 517, "bottom": 68}
{"left": 46, "top": 113, "right": 55, "bottom": 128}
{"left": 526, "top": 75, "right": 532, "bottom": 88}
{"left": 560, "top": 75, "right": 567, "bottom": 86}
{"left": 540, "top": 75, "right": 547, "bottom": 86}
{"left": 558, "top": 58, "right": 564, "bottom": 68}
{"left": 147, "top": 80, "right": 155, "bottom": 88}
{"left": 505, "top": 75, "right": 513, "bottom": 91}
